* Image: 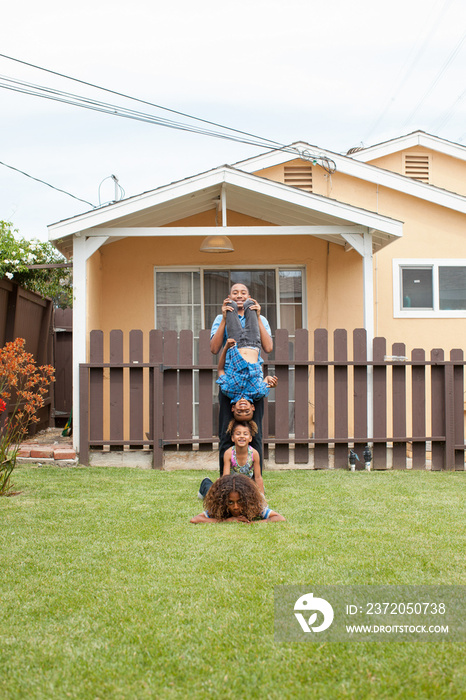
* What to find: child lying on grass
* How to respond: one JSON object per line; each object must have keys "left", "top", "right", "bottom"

{"left": 190, "top": 474, "right": 285, "bottom": 524}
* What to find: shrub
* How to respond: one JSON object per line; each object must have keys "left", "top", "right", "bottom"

{"left": 0, "top": 221, "right": 72, "bottom": 308}
{"left": 0, "top": 338, "right": 55, "bottom": 495}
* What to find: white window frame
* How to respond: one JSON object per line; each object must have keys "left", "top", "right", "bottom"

{"left": 393, "top": 259, "right": 466, "bottom": 318}
{"left": 154, "top": 264, "right": 307, "bottom": 330}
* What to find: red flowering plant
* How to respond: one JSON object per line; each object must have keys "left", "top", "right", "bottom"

{"left": 0, "top": 338, "right": 55, "bottom": 495}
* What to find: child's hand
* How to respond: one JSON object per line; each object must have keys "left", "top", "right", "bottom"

{"left": 265, "top": 375, "right": 278, "bottom": 387}
{"left": 222, "top": 298, "right": 234, "bottom": 317}
{"left": 225, "top": 515, "right": 251, "bottom": 523}
{"left": 249, "top": 298, "right": 261, "bottom": 316}
{"left": 225, "top": 338, "right": 237, "bottom": 350}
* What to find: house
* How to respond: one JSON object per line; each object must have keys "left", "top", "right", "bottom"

{"left": 48, "top": 130, "right": 466, "bottom": 460}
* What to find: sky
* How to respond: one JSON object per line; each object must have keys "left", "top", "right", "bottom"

{"left": 1, "top": 0, "right": 466, "bottom": 242}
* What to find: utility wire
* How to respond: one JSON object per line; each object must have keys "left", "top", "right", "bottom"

{"left": 0, "top": 159, "right": 95, "bottom": 207}
{"left": 0, "top": 74, "right": 337, "bottom": 172}
{"left": 402, "top": 30, "right": 466, "bottom": 128}
{"left": 433, "top": 85, "right": 466, "bottom": 131}
{"left": 363, "top": 0, "right": 454, "bottom": 141}
{"left": 0, "top": 53, "right": 285, "bottom": 150}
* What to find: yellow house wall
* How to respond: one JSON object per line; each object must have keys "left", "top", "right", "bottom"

{"left": 367, "top": 146, "right": 466, "bottom": 197}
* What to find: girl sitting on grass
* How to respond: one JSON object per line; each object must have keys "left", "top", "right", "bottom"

{"left": 190, "top": 474, "right": 285, "bottom": 524}
{"left": 196, "top": 419, "right": 264, "bottom": 499}
{"left": 223, "top": 419, "right": 264, "bottom": 494}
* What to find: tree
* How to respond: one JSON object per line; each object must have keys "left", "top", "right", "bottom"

{"left": 0, "top": 221, "right": 72, "bottom": 308}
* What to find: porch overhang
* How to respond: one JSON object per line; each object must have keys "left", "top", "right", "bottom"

{"left": 48, "top": 166, "right": 403, "bottom": 258}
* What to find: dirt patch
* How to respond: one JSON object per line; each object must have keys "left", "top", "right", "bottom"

{"left": 22, "top": 427, "right": 72, "bottom": 446}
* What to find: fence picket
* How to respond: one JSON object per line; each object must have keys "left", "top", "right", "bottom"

{"left": 314, "top": 329, "right": 328, "bottom": 468}
{"left": 163, "top": 331, "right": 178, "bottom": 445}
{"left": 334, "top": 329, "right": 348, "bottom": 469}
{"left": 149, "top": 330, "right": 163, "bottom": 468}
{"left": 89, "top": 330, "right": 103, "bottom": 445}
{"left": 179, "top": 330, "right": 193, "bottom": 448}
{"left": 274, "top": 329, "right": 290, "bottom": 463}
{"left": 431, "top": 349, "right": 445, "bottom": 471}
{"left": 198, "top": 329, "right": 215, "bottom": 451}
{"left": 411, "top": 348, "right": 426, "bottom": 469}
{"left": 110, "top": 330, "right": 124, "bottom": 443}
{"left": 294, "top": 329, "right": 309, "bottom": 464}
{"left": 451, "top": 349, "right": 465, "bottom": 470}
{"left": 373, "top": 337, "right": 387, "bottom": 469}
{"left": 353, "top": 328, "right": 367, "bottom": 466}
{"left": 129, "top": 330, "right": 144, "bottom": 447}
{"left": 392, "top": 342, "right": 407, "bottom": 469}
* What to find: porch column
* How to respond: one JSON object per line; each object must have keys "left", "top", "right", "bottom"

{"left": 342, "top": 230, "right": 374, "bottom": 439}
{"left": 72, "top": 234, "right": 109, "bottom": 454}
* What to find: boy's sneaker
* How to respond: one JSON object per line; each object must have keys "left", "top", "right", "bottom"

{"left": 197, "top": 477, "right": 213, "bottom": 500}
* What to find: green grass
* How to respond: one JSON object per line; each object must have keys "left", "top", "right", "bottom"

{"left": 1, "top": 466, "right": 465, "bottom": 699}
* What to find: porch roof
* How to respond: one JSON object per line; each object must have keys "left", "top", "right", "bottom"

{"left": 48, "top": 165, "right": 403, "bottom": 259}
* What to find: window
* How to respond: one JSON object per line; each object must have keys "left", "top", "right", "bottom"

{"left": 393, "top": 260, "right": 466, "bottom": 318}
{"left": 155, "top": 267, "right": 305, "bottom": 338}
{"left": 155, "top": 267, "right": 305, "bottom": 436}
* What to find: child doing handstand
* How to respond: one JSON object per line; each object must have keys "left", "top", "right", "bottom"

{"left": 216, "top": 298, "right": 277, "bottom": 403}
{"left": 190, "top": 474, "right": 285, "bottom": 524}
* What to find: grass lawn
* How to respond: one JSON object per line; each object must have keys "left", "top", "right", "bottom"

{"left": 1, "top": 466, "right": 465, "bottom": 699}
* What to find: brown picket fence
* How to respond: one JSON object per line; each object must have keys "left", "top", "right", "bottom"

{"left": 79, "top": 328, "right": 465, "bottom": 470}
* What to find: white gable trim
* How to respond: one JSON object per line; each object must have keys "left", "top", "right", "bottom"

{"left": 48, "top": 166, "right": 402, "bottom": 239}
{"left": 350, "top": 131, "right": 466, "bottom": 164}
{"left": 235, "top": 141, "right": 466, "bottom": 215}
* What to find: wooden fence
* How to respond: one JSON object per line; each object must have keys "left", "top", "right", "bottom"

{"left": 79, "top": 328, "right": 465, "bottom": 471}
{"left": 0, "top": 278, "right": 54, "bottom": 433}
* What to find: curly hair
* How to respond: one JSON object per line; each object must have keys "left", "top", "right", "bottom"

{"left": 204, "top": 474, "right": 265, "bottom": 521}
{"left": 226, "top": 419, "right": 258, "bottom": 437}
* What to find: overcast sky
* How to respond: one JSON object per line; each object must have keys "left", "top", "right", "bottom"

{"left": 1, "top": 0, "right": 466, "bottom": 241}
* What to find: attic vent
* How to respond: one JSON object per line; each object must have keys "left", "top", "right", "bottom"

{"left": 404, "top": 154, "right": 430, "bottom": 183}
{"left": 284, "top": 164, "right": 313, "bottom": 192}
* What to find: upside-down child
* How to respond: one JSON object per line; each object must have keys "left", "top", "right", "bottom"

{"left": 216, "top": 297, "right": 277, "bottom": 404}
{"left": 190, "top": 474, "right": 285, "bottom": 524}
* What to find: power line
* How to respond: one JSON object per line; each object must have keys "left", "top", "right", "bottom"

{"left": 0, "top": 53, "right": 285, "bottom": 150}
{"left": 363, "top": 0, "right": 455, "bottom": 141}
{"left": 0, "top": 73, "right": 337, "bottom": 172}
{"left": 0, "top": 159, "right": 95, "bottom": 208}
{"left": 402, "top": 30, "right": 466, "bottom": 128}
